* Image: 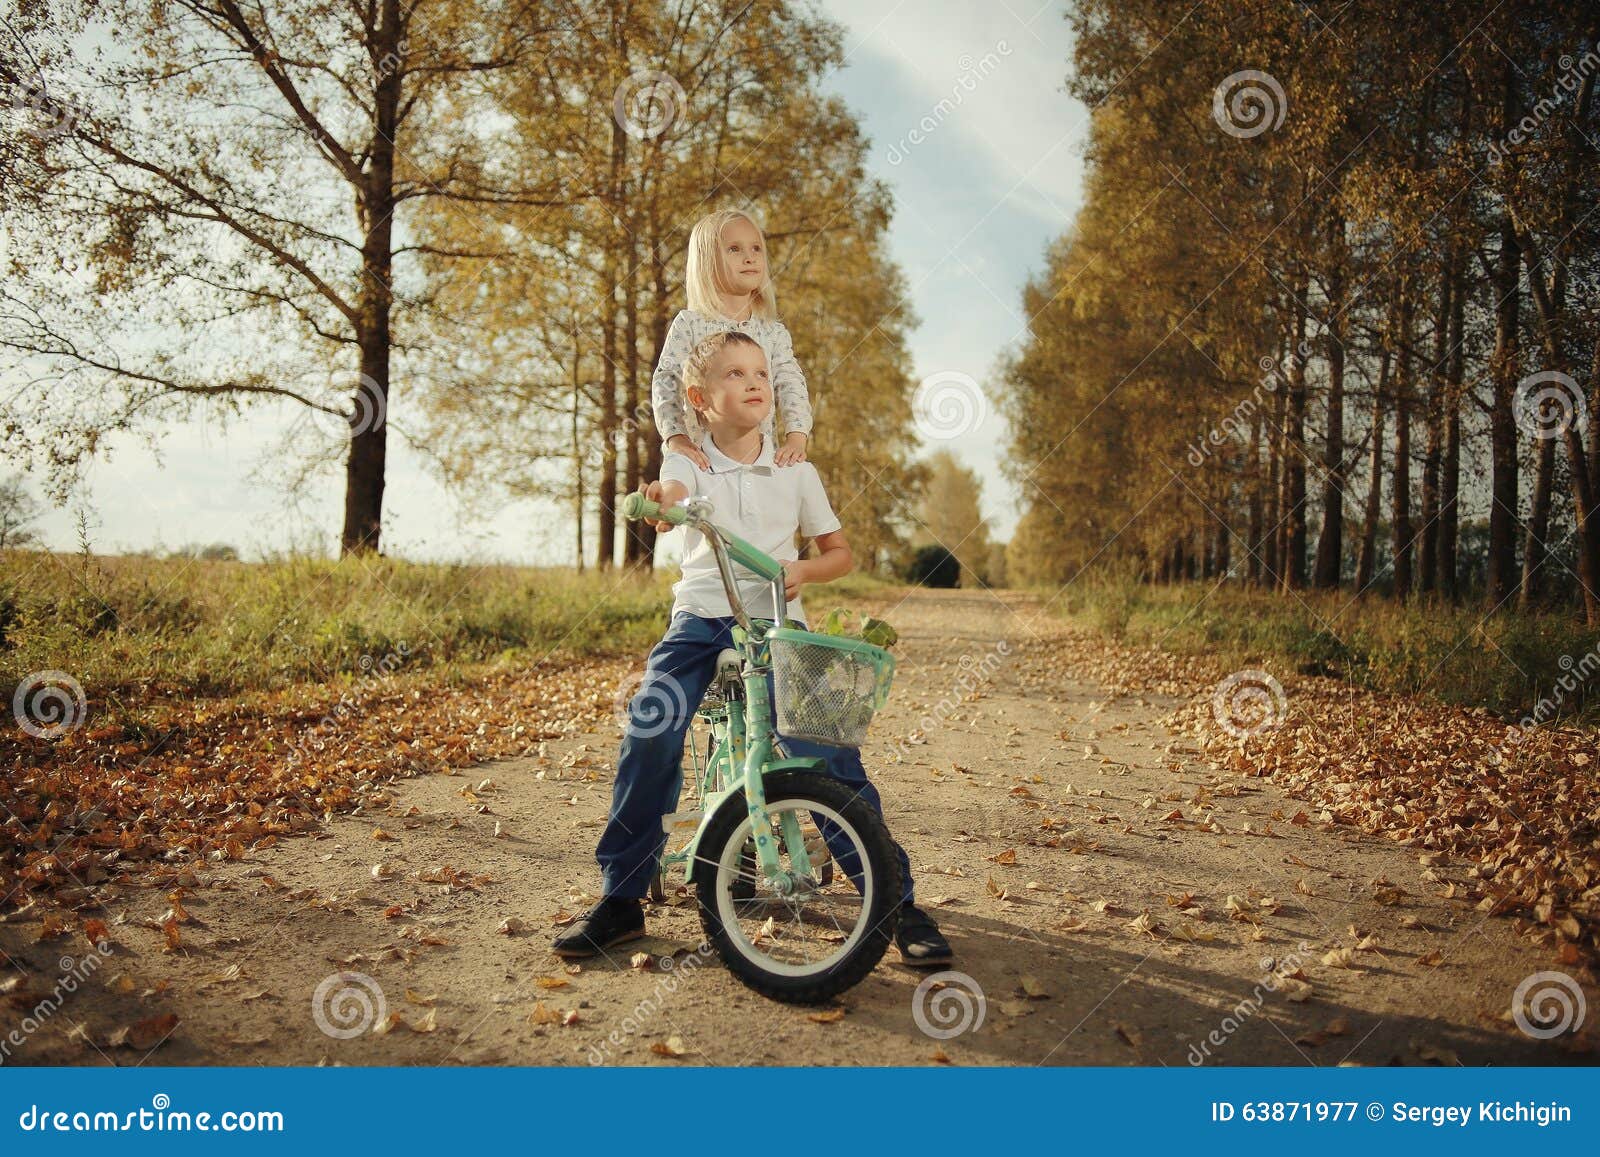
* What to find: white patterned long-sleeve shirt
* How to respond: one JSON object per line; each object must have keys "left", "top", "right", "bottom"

{"left": 650, "top": 309, "right": 814, "bottom": 450}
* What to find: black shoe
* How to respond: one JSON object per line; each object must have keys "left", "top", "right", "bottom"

{"left": 551, "top": 897, "right": 645, "bottom": 958}
{"left": 895, "top": 903, "right": 953, "bottom": 967}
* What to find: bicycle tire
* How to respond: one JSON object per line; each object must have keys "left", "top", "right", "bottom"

{"left": 695, "top": 772, "right": 901, "bottom": 1004}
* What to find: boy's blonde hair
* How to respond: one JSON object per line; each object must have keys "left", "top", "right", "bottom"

{"left": 684, "top": 209, "right": 778, "bottom": 320}
{"left": 681, "top": 331, "right": 765, "bottom": 443}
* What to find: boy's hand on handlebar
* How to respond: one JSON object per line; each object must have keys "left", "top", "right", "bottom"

{"left": 643, "top": 479, "right": 689, "bottom": 532}
{"left": 782, "top": 559, "right": 813, "bottom": 600}
{"left": 785, "top": 532, "right": 852, "bottom": 600}
{"left": 666, "top": 434, "right": 711, "bottom": 472}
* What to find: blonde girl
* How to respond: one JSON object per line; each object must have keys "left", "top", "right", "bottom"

{"left": 651, "top": 209, "right": 812, "bottom": 469}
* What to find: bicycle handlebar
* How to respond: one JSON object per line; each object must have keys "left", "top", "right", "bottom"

{"left": 621, "top": 491, "right": 785, "bottom": 583}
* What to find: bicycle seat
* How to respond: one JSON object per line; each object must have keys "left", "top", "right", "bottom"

{"left": 715, "top": 648, "right": 741, "bottom": 679}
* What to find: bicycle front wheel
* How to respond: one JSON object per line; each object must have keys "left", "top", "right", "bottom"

{"left": 695, "top": 772, "right": 901, "bottom": 1004}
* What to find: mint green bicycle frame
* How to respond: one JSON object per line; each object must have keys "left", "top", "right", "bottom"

{"left": 621, "top": 491, "right": 823, "bottom": 893}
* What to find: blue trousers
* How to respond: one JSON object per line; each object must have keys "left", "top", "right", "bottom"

{"left": 596, "top": 611, "right": 915, "bottom": 903}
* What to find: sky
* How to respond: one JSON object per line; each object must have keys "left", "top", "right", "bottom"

{"left": 25, "top": 0, "right": 1090, "bottom": 563}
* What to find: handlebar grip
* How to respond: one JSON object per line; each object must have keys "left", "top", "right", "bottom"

{"left": 621, "top": 491, "right": 686, "bottom": 525}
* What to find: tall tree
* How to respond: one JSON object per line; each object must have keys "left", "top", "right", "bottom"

{"left": 2, "top": 0, "right": 573, "bottom": 554}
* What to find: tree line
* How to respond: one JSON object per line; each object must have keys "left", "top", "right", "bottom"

{"left": 1, "top": 0, "right": 923, "bottom": 568}
{"left": 1002, "top": 0, "right": 1600, "bottom": 624}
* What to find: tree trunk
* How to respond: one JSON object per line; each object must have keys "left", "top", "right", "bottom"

{"left": 1485, "top": 63, "right": 1522, "bottom": 609}
{"left": 1508, "top": 54, "right": 1600, "bottom": 622}
{"left": 572, "top": 316, "right": 585, "bottom": 572}
{"left": 1313, "top": 211, "right": 1347, "bottom": 589}
{"left": 1520, "top": 434, "right": 1557, "bottom": 607}
{"left": 340, "top": 0, "right": 402, "bottom": 557}
{"left": 1519, "top": 237, "right": 1600, "bottom": 625}
{"left": 1281, "top": 293, "right": 1309, "bottom": 591}
{"left": 1356, "top": 348, "right": 1390, "bottom": 593}
{"left": 622, "top": 212, "right": 650, "bottom": 568}
{"left": 1418, "top": 261, "right": 1451, "bottom": 594}
{"left": 1392, "top": 287, "right": 1415, "bottom": 600}
{"left": 1247, "top": 413, "right": 1264, "bottom": 585}
{"left": 1264, "top": 345, "right": 1286, "bottom": 587}
{"left": 1438, "top": 251, "right": 1466, "bottom": 601}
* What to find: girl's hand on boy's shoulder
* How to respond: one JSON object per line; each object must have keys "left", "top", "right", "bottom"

{"left": 665, "top": 434, "right": 711, "bottom": 471}
{"left": 775, "top": 432, "right": 809, "bottom": 467}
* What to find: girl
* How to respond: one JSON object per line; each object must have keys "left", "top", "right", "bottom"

{"left": 652, "top": 209, "right": 813, "bottom": 469}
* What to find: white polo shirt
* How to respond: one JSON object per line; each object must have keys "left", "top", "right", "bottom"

{"left": 658, "top": 433, "right": 842, "bottom": 624}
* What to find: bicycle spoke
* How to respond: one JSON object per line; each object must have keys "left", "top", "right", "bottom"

{"left": 708, "top": 798, "right": 876, "bottom": 977}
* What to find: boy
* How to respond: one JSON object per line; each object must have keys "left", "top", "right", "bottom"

{"left": 552, "top": 331, "right": 951, "bottom": 967}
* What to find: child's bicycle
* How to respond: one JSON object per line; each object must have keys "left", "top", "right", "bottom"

{"left": 621, "top": 490, "right": 902, "bottom": 1004}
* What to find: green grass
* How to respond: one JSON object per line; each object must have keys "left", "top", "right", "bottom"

{"left": 0, "top": 550, "right": 898, "bottom": 701}
{"left": 1040, "top": 569, "right": 1600, "bottom": 723}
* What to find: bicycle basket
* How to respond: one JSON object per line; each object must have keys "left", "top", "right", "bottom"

{"left": 767, "top": 626, "right": 895, "bottom": 747}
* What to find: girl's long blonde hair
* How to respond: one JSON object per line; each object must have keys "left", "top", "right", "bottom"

{"left": 684, "top": 209, "right": 778, "bottom": 321}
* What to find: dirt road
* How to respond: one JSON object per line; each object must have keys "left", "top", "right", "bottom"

{"left": 5, "top": 588, "right": 1594, "bottom": 1066}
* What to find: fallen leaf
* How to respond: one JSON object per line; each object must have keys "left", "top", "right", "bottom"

{"left": 1412, "top": 1041, "right": 1460, "bottom": 1066}
{"left": 114, "top": 1012, "right": 178, "bottom": 1051}
{"left": 1321, "top": 947, "right": 1363, "bottom": 971}
{"left": 1280, "top": 978, "right": 1314, "bottom": 1002}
